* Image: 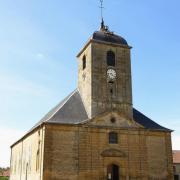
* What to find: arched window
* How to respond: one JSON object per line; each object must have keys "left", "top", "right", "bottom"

{"left": 109, "top": 132, "right": 118, "bottom": 144}
{"left": 107, "top": 51, "right": 115, "bottom": 67}
{"left": 14, "top": 158, "right": 17, "bottom": 173}
{"left": 82, "top": 55, "right": 86, "bottom": 70}
{"left": 36, "top": 150, "right": 40, "bottom": 171}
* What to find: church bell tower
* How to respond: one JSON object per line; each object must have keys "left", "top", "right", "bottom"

{"left": 77, "top": 21, "right": 133, "bottom": 119}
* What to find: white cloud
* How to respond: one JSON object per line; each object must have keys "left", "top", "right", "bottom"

{"left": 36, "top": 53, "right": 45, "bottom": 59}
{"left": 0, "top": 127, "right": 25, "bottom": 167}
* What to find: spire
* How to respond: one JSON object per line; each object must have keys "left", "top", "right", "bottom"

{"left": 99, "top": 0, "right": 109, "bottom": 32}
{"left": 101, "top": 18, "right": 105, "bottom": 30}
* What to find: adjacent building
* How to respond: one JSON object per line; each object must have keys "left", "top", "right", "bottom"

{"left": 173, "top": 150, "right": 180, "bottom": 180}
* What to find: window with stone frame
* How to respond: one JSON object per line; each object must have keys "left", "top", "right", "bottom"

{"left": 36, "top": 150, "right": 40, "bottom": 171}
{"left": 36, "top": 130, "right": 41, "bottom": 171}
{"left": 107, "top": 51, "right": 115, "bottom": 67}
{"left": 109, "top": 132, "right": 118, "bottom": 144}
{"left": 82, "top": 55, "right": 86, "bottom": 70}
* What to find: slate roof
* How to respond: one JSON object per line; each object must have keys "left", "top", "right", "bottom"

{"left": 30, "top": 89, "right": 88, "bottom": 130}
{"left": 32, "top": 89, "right": 170, "bottom": 132}
{"left": 92, "top": 31, "right": 128, "bottom": 46}
{"left": 133, "top": 108, "right": 171, "bottom": 131}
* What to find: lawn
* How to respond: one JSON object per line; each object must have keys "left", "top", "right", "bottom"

{"left": 0, "top": 177, "right": 9, "bottom": 180}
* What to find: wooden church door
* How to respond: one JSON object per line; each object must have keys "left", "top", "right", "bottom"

{"left": 107, "top": 164, "right": 119, "bottom": 180}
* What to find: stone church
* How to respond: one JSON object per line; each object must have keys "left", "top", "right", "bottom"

{"left": 10, "top": 21, "right": 173, "bottom": 180}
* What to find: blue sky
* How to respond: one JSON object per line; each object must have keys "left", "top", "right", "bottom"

{"left": 0, "top": 0, "right": 180, "bottom": 167}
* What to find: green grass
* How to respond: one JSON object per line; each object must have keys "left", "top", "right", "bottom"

{"left": 0, "top": 177, "right": 9, "bottom": 180}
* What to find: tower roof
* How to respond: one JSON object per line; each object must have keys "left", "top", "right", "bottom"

{"left": 77, "top": 24, "right": 129, "bottom": 57}
{"left": 91, "top": 18, "right": 128, "bottom": 46}
{"left": 92, "top": 30, "right": 128, "bottom": 45}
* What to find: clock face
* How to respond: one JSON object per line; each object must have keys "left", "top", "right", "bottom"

{"left": 107, "top": 69, "right": 116, "bottom": 80}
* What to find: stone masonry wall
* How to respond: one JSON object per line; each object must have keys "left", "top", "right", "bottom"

{"left": 91, "top": 42, "right": 133, "bottom": 119}
{"left": 10, "top": 126, "right": 45, "bottom": 180}
{"left": 43, "top": 124, "right": 79, "bottom": 180}
{"left": 43, "top": 124, "right": 173, "bottom": 180}
{"left": 146, "top": 132, "right": 173, "bottom": 179}
{"left": 78, "top": 43, "right": 92, "bottom": 118}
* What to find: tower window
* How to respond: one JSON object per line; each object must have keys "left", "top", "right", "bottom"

{"left": 110, "top": 88, "right": 113, "bottom": 95}
{"left": 82, "top": 55, "right": 86, "bottom": 70}
{"left": 107, "top": 51, "right": 115, "bottom": 67}
{"left": 109, "top": 132, "right": 118, "bottom": 144}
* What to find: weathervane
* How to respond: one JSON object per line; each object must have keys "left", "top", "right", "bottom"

{"left": 99, "top": 0, "right": 110, "bottom": 31}
{"left": 99, "top": 0, "right": 105, "bottom": 30}
{"left": 99, "top": 0, "right": 104, "bottom": 21}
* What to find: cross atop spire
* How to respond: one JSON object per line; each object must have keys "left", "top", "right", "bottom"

{"left": 99, "top": 0, "right": 104, "bottom": 21}
{"left": 99, "top": 0, "right": 105, "bottom": 30}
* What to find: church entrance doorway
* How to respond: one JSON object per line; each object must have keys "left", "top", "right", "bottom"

{"left": 107, "top": 164, "right": 119, "bottom": 180}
